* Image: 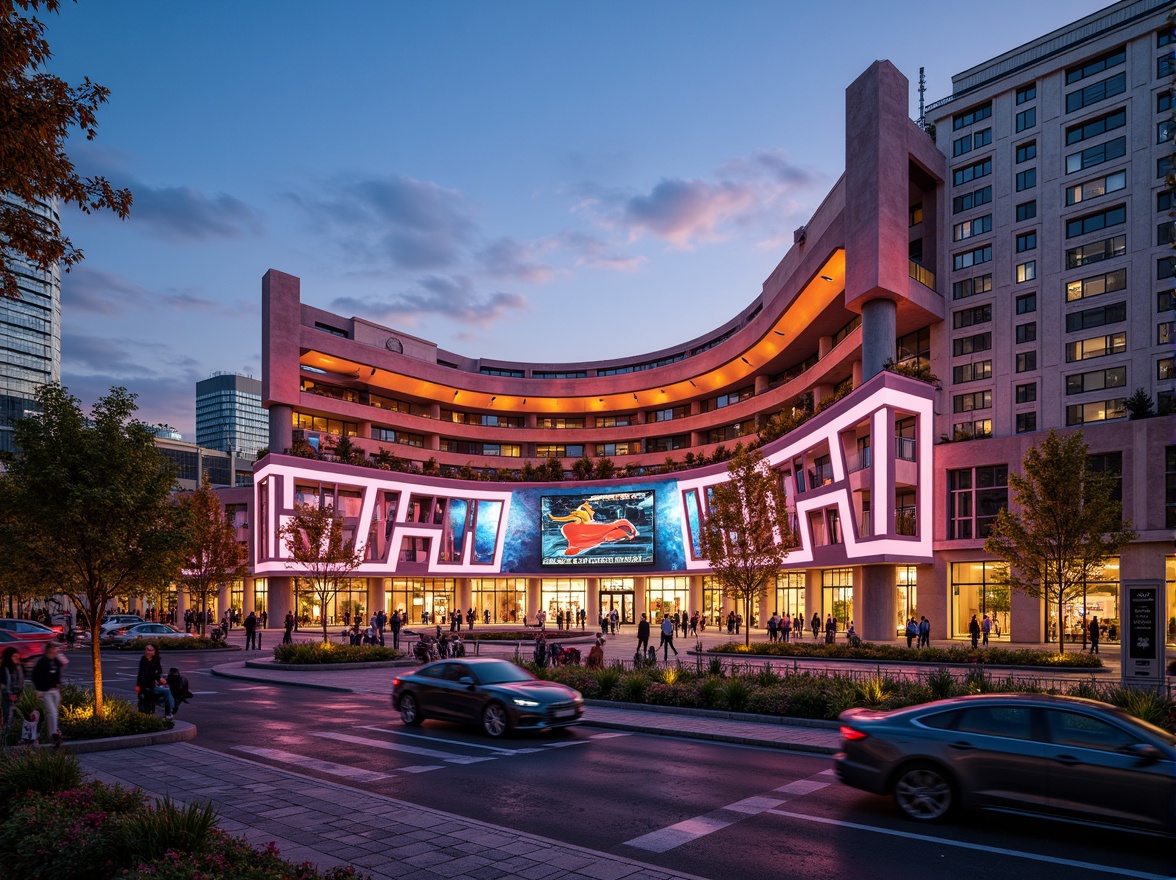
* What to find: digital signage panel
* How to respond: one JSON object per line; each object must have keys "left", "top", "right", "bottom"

{"left": 540, "top": 490, "right": 655, "bottom": 566}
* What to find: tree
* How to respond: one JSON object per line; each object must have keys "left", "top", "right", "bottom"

{"left": 571, "top": 454, "right": 594, "bottom": 480}
{"left": 538, "top": 454, "right": 565, "bottom": 482}
{"left": 176, "top": 474, "right": 248, "bottom": 635}
{"left": 0, "top": 385, "right": 185, "bottom": 716}
{"left": 984, "top": 430, "right": 1136, "bottom": 654}
{"left": 1124, "top": 387, "right": 1156, "bottom": 420}
{"left": 278, "top": 503, "right": 365, "bottom": 643}
{"left": 699, "top": 446, "right": 794, "bottom": 647}
{"left": 1, "top": 0, "right": 132, "bottom": 301}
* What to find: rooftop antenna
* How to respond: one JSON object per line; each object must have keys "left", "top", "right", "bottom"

{"left": 917, "top": 67, "right": 926, "bottom": 130}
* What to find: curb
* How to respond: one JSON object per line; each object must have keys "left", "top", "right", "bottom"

{"left": 584, "top": 698, "right": 840, "bottom": 729}
{"left": 210, "top": 664, "right": 353, "bottom": 692}
{"left": 244, "top": 658, "right": 415, "bottom": 672}
{"left": 62, "top": 720, "right": 198, "bottom": 754}
{"left": 689, "top": 650, "right": 1110, "bottom": 673}
{"left": 581, "top": 717, "right": 837, "bottom": 755}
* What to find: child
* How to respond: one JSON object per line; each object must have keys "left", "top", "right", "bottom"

{"left": 166, "top": 668, "right": 194, "bottom": 715}
{"left": 21, "top": 709, "right": 39, "bottom": 746}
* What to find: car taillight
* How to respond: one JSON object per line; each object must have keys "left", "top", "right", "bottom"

{"left": 840, "top": 725, "right": 869, "bottom": 741}
{"left": 392, "top": 677, "right": 401, "bottom": 688}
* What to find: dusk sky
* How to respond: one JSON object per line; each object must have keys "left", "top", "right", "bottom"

{"left": 43, "top": 0, "right": 1110, "bottom": 437}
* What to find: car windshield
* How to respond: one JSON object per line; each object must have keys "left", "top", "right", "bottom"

{"left": 473, "top": 662, "right": 535, "bottom": 685}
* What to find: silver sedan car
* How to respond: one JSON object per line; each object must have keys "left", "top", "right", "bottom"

{"left": 104, "top": 622, "right": 194, "bottom": 646}
{"left": 834, "top": 693, "right": 1175, "bottom": 837}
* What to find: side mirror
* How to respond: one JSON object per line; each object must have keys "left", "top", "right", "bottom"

{"left": 1126, "top": 742, "right": 1163, "bottom": 763}
{"left": 458, "top": 676, "right": 475, "bottom": 687}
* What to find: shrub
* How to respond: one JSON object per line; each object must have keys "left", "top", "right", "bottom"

{"left": 706, "top": 640, "right": 1103, "bottom": 668}
{"left": 720, "top": 677, "right": 750, "bottom": 712}
{"left": 117, "top": 636, "right": 224, "bottom": 651}
{"left": 924, "top": 667, "right": 957, "bottom": 701}
{"left": 746, "top": 685, "right": 791, "bottom": 716}
{"left": 594, "top": 665, "right": 622, "bottom": 700}
{"left": 272, "top": 643, "right": 403, "bottom": 664}
{"left": 0, "top": 748, "right": 84, "bottom": 819}
{"left": 3, "top": 686, "right": 170, "bottom": 745}
{"left": 118, "top": 797, "right": 219, "bottom": 861}
{"left": 615, "top": 672, "right": 649, "bottom": 704}
{"left": 1106, "top": 686, "right": 1176, "bottom": 729}
{"left": 854, "top": 676, "right": 894, "bottom": 709}
{"left": 697, "top": 676, "right": 724, "bottom": 708}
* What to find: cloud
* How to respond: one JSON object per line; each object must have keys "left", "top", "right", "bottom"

{"left": 128, "top": 184, "right": 264, "bottom": 242}
{"left": 582, "top": 150, "right": 821, "bottom": 249}
{"left": 288, "top": 174, "right": 476, "bottom": 272}
{"left": 558, "top": 231, "right": 645, "bottom": 272}
{"left": 332, "top": 275, "right": 527, "bottom": 327}
{"left": 476, "top": 237, "right": 556, "bottom": 283}
{"left": 61, "top": 266, "right": 254, "bottom": 317}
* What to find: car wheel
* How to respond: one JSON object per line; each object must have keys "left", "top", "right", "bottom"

{"left": 481, "top": 702, "right": 509, "bottom": 738}
{"left": 399, "top": 693, "right": 424, "bottom": 726}
{"left": 893, "top": 763, "right": 954, "bottom": 821}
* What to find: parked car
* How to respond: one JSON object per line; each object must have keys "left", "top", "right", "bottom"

{"left": 103, "top": 622, "right": 193, "bottom": 646}
{"left": 0, "top": 629, "right": 51, "bottom": 669}
{"left": 391, "top": 658, "right": 584, "bottom": 738}
{"left": 0, "top": 618, "right": 62, "bottom": 641}
{"left": 834, "top": 693, "right": 1175, "bottom": 837}
{"left": 97, "top": 614, "right": 145, "bottom": 637}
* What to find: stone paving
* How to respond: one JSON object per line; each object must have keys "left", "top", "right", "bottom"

{"left": 79, "top": 742, "right": 715, "bottom": 880}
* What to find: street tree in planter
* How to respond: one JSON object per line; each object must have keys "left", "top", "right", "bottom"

{"left": 279, "top": 503, "right": 365, "bottom": 643}
{"left": 699, "top": 445, "right": 795, "bottom": 648}
{"left": 984, "top": 429, "right": 1135, "bottom": 654}
{"left": 176, "top": 474, "right": 248, "bottom": 635}
{"left": 0, "top": 386, "right": 185, "bottom": 716}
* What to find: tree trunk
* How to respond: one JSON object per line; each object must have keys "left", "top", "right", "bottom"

{"left": 744, "top": 596, "right": 751, "bottom": 648}
{"left": 90, "top": 621, "right": 104, "bottom": 718}
{"left": 1057, "top": 595, "right": 1065, "bottom": 655}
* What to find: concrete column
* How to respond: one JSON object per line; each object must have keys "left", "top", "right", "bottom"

{"left": 217, "top": 584, "right": 231, "bottom": 620}
{"left": 269, "top": 405, "right": 293, "bottom": 454}
{"left": 860, "top": 564, "right": 897, "bottom": 642}
{"left": 175, "top": 588, "right": 190, "bottom": 623}
{"left": 267, "top": 576, "right": 295, "bottom": 631}
{"left": 689, "top": 576, "right": 703, "bottom": 619}
{"left": 635, "top": 577, "right": 647, "bottom": 620}
{"left": 367, "top": 577, "right": 386, "bottom": 617}
{"left": 861, "top": 298, "right": 897, "bottom": 382}
{"left": 527, "top": 578, "right": 542, "bottom": 623}
{"left": 804, "top": 569, "right": 822, "bottom": 634}
{"left": 456, "top": 578, "right": 472, "bottom": 615}
{"left": 586, "top": 578, "right": 599, "bottom": 623}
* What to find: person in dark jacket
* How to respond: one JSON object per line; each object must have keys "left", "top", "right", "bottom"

{"left": 166, "top": 667, "right": 194, "bottom": 714}
{"left": 136, "top": 644, "right": 175, "bottom": 718}
{"left": 244, "top": 611, "right": 258, "bottom": 650}
{"left": 969, "top": 614, "right": 981, "bottom": 649}
{"left": 636, "top": 613, "right": 651, "bottom": 657}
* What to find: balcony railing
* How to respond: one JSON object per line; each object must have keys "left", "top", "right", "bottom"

{"left": 895, "top": 436, "right": 916, "bottom": 462}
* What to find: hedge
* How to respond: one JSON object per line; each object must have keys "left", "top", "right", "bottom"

{"left": 707, "top": 640, "right": 1103, "bottom": 668}
{"left": 272, "top": 642, "right": 404, "bottom": 664}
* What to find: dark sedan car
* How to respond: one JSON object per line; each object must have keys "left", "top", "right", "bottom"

{"left": 835, "top": 693, "right": 1175, "bottom": 837}
{"left": 392, "top": 658, "right": 584, "bottom": 737}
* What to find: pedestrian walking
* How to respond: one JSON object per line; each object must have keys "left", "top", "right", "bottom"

{"left": 981, "top": 614, "right": 991, "bottom": 647}
{"left": 1089, "top": 616, "right": 1100, "bottom": 654}
{"left": 659, "top": 615, "right": 678, "bottom": 660}
{"left": 1, "top": 646, "right": 24, "bottom": 734}
{"left": 31, "top": 641, "right": 68, "bottom": 747}
{"left": 767, "top": 612, "right": 778, "bottom": 643}
{"left": 636, "top": 613, "right": 650, "bottom": 657}
{"left": 918, "top": 615, "right": 930, "bottom": 648}
{"left": 283, "top": 612, "right": 295, "bottom": 645}
{"left": 244, "top": 611, "right": 258, "bottom": 650}
{"left": 905, "top": 617, "right": 918, "bottom": 648}
{"left": 811, "top": 613, "right": 821, "bottom": 641}
{"left": 824, "top": 614, "right": 836, "bottom": 644}
{"left": 969, "top": 614, "right": 980, "bottom": 649}
{"left": 390, "top": 610, "right": 402, "bottom": 650}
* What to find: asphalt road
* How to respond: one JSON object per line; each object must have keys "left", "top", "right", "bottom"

{"left": 65, "top": 648, "right": 1175, "bottom": 880}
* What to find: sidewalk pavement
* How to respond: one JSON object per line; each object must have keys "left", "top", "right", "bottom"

{"left": 79, "top": 741, "right": 717, "bottom": 880}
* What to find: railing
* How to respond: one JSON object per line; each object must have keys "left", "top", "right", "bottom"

{"left": 894, "top": 436, "right": 916, "bottom": 461}
{"left": 909, "top": 260, "right": 936, "bottom": 292}
{"left": 848, "top": 448, "right": 872, "bottom": 472}
{"left": 807, "top": 464, "right": 835, "bottom": 488}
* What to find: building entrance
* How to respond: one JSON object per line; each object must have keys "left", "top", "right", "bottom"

{"left": 599, "top": 591, "right": 635, "bottom": 625}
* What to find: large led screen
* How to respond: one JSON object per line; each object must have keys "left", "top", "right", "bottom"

{"left": 540, "top": 490, "right": 655, "bottom": 566}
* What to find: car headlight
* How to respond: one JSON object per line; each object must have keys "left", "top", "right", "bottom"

{"left": 512, "top": 698, "right": 540, "bottom": 707}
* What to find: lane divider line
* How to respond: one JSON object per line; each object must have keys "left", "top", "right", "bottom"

{"left": 232, "top": 746, "right": 392, "bottom": 782}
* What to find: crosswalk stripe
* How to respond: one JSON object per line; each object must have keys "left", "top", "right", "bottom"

{"left": 313, "top": 731, "right": 496, "bottom": 764}
{"left": 232, "top": 746, "right": 391, "bottom": 781}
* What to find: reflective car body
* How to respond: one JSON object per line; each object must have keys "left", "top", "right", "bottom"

{"left": 0, "top": 618, "right": 61, "bottom": 641}
{"left": 105, "top": 622, "right": 194, "bottom": 646}
{"left": 392, "top": 658, "right": 584, "bottom": 737}
{"left": 0, "top": 629, "right": 50, "bottom": 667}
{"left": 835, "top": 693, "right": 1176, "bottom": 836}
{"left": 98, "top": 614, "right": 145, "bottom": 637}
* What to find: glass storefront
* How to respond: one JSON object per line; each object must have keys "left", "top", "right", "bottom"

{"left": 950, "top": 561, "right": 1009, "bottom": 639}
{"left": 702, "top": 579, "right": 722, "bottom": 629}
{"left": 599, "top": 577, "right": 636, "bottom": 625}
{"left": 294, "top": 577, "right": 367, "bottom": 626}
{"left": 647, "top": 576, "right": 689, "bottom": 625}
{"left": 230, "top": 580, "right": 244, "bottom": 619}
{"left": 774, "top": 571, "right": 806, "bottom": 634}
{"left": 470, "top": 577, "right": 526, "bottom": 624}
{"left": 540, "top": 578, "right": 585, "bottom": 627}
{"left": 822, "top": 568, "right": 853, "bottom": 632}
{"left": 253, "top": 579, "right": 267, "bottom": 617}
{"left": 896, "top": 565, "right": 918, "bottom": 636}
{"left": 1057, "top": 558, "right": 1120, "bottom": 645}
{"left": 1168, "top": 557, "right": 1175, "bottom": 647}
{"left": 384, "top": 578, "right": 455, "bottom": 626}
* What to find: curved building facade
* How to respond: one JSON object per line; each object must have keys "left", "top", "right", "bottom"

{"left": 201, "top": 2, "right": 1174, "bottom": 649}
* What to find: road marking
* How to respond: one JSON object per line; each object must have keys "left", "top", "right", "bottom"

{"left": 542, "top": 740, "right": 589, "bottom": 748}
{"left": 232, "top": 746, "right": 391, "bottom": 782}
{"left": 361, "top": 726, "right": 520, "bottom": 754}
{"left": 313, "top": 731, "right": 496, "bottom": 764}
{"left": 589, "top": 732, "right": 631, "bottom": 739}
{"left": 625, "top": 771, "right": 832, "bottom": 854}
{"left": 764, "top": 810, "right": 1172, "bottom": 880}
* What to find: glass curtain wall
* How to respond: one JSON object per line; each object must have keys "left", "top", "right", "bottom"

{"left": 230, "top": 581, "right": 244, "bottom": 619}
{"left": 774, "top": 571, "right": 806, "bottom": 635}
{"left": 896, "top": 565, "right": 918, "bottom": 636}
{"left": 470, "top": 578, "right": 526, "bottom": 624}
{"left": 253, "top": 579, "right": 268, "bottom": 618}
{"left": 821, "top": 568, "right": 854, "bottom": 633}
{"left": 384, "top": 578, "right": 455, "bottom": 626}
{"left": 598, "top": 577, "right": 636, "bottom": 625}
{"left": 540, "top": 579, "right": 586, "bottom": 627}
{"left": 702, "top": 577, "right": 723, "bottom": 628}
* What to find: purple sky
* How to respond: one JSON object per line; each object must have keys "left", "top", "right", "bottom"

{"left": 40, "top": 0, "right": 1110, "bottom": 437}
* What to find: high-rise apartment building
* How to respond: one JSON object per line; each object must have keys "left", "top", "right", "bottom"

{"left": 0, "top": 198, "right": 61, "bottom": 454}
{"left": 195, "top": 372, "right": 267, "bottom": 458}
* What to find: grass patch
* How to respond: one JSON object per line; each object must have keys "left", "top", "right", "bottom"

{"left": 272, "top": 642, "right": 404, "bottom": 664}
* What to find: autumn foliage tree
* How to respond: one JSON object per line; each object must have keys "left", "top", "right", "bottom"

{"left": 1, "top": 0, "right": 132, "bottom": 300}
{"left": 0, "top": 386, "right": 184, "bottom": 717}
{"left": 176, "top": 474, "right": 248, "bottom": 635}
{"left": 699, "top": 446, "right": 795, "bottom": 647}
{"left": 279, "top": 503, "right": 365, "bottom": 643}
{"left": 984, "top": 430, "right": 1136, "bottom": 654}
